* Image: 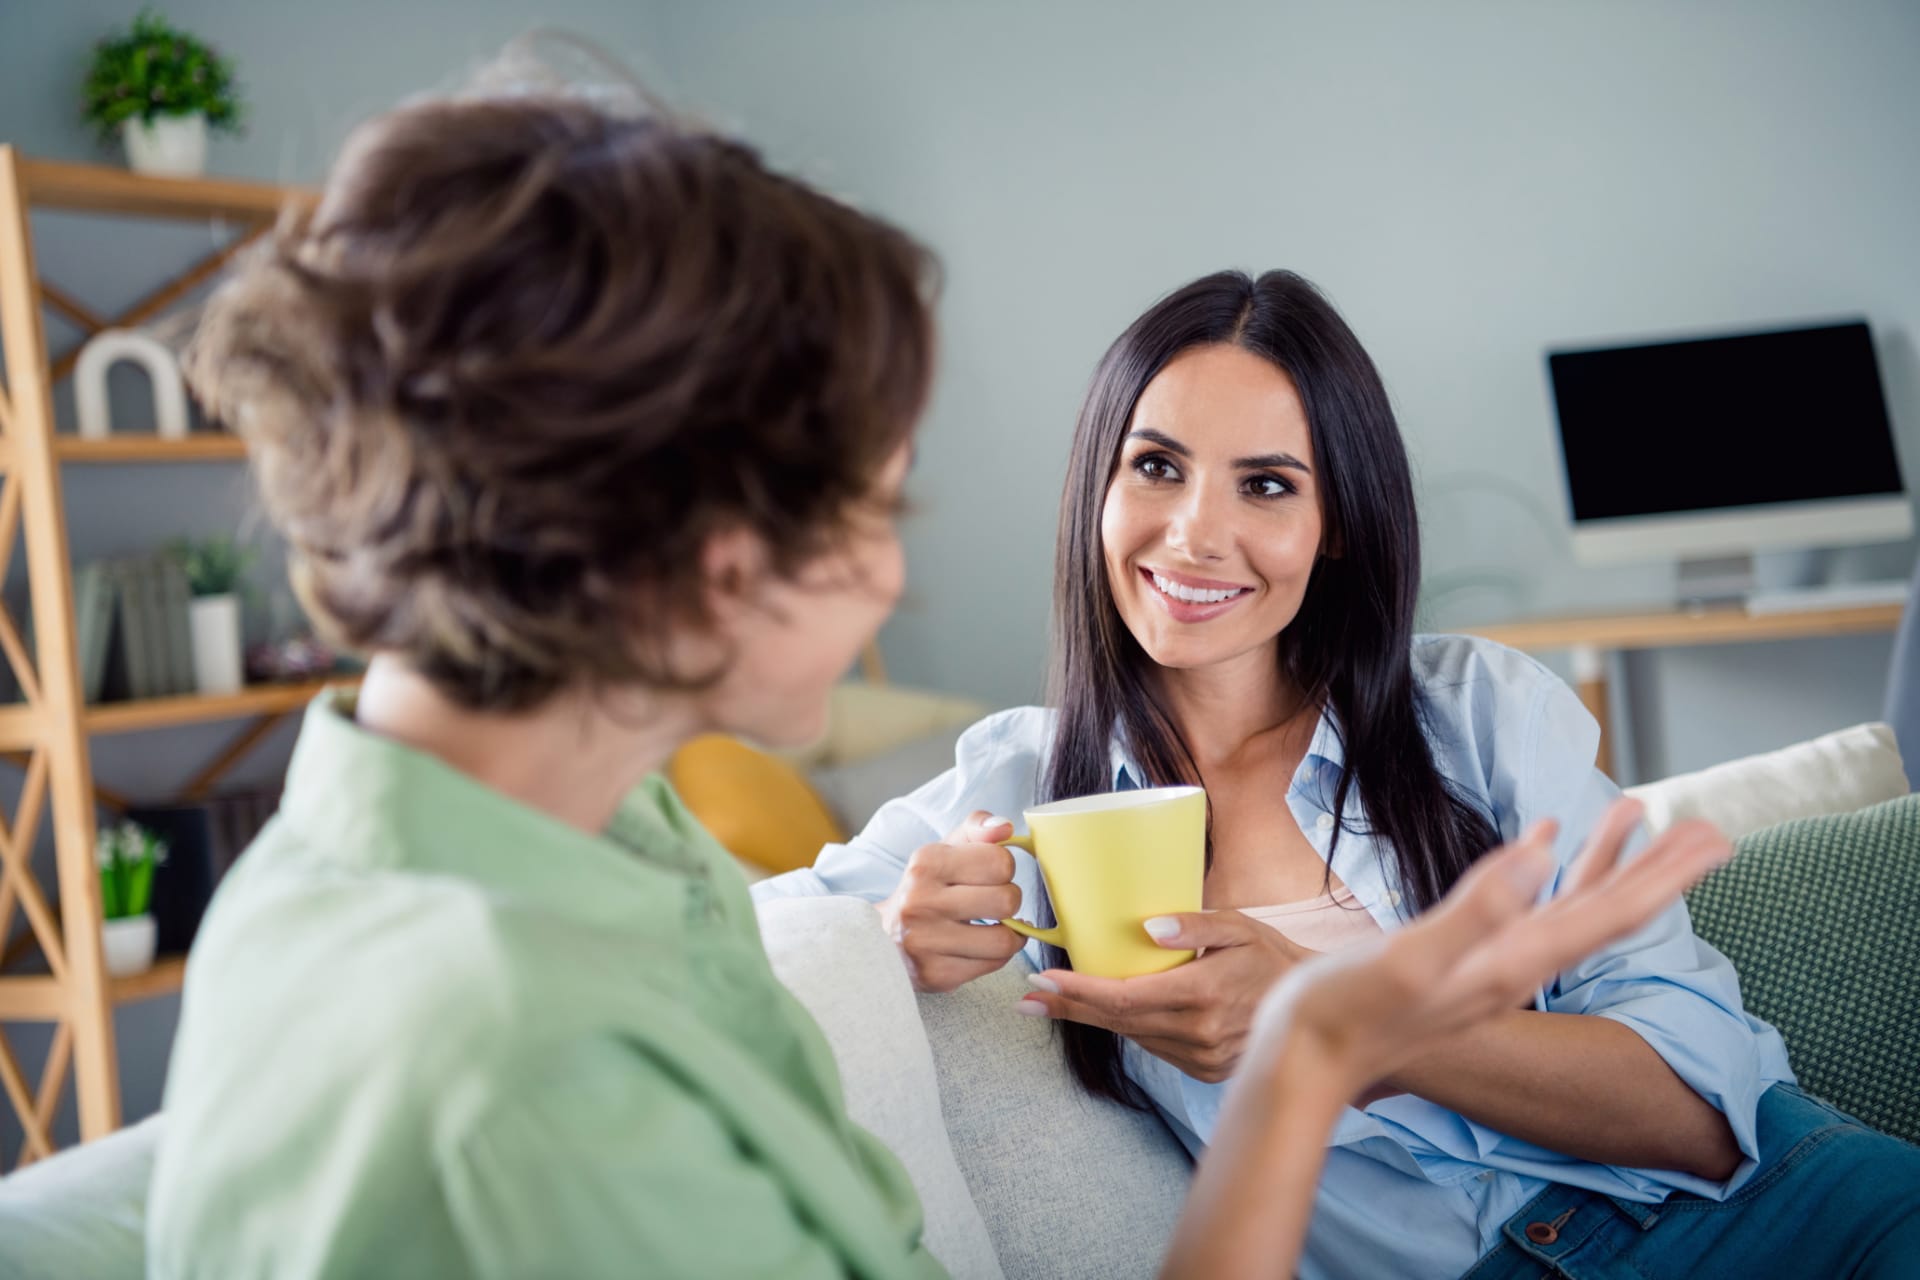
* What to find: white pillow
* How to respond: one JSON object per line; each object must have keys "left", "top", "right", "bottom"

{"left": 1625, "top": 721, "right": 1910, "bottom": 839}
{"left": 756, "top": 896, "right": 1004, "bottom": 1280}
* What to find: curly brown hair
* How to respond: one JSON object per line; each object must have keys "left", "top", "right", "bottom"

{"left": 187, "top": 93, "right": 937, "bottom": 710}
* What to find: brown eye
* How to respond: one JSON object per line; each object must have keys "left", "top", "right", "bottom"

{"left": 1133, "top": 454, "right": 1180, "bottom": 481}
{"left": 1243, "top": 473, "right": 1293, "bottom": 498}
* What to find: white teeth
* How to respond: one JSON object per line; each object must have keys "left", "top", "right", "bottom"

{"left": 1151, "top": 573, "right": 1246, "bottom": 605}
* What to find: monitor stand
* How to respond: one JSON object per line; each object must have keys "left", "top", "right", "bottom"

{"left": 1676, "top": 553, "right": 1754, "bottom": 606}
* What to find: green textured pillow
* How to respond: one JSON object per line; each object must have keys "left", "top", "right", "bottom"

{"left": 1686, "top": 792, "right": 1920, "bottom": 1144}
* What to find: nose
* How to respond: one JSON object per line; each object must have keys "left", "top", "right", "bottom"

{"left": 1165, "top": 483, "right": 1230, "bottom": 562}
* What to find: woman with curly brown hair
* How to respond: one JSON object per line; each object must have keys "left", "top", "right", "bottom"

{"left": 144, "top": 89, "right": 1730, "bottom": 1279}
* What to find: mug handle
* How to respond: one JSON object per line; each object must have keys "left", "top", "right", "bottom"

{"left": 994, "top": 834, "right": 1066, "bottom": 947}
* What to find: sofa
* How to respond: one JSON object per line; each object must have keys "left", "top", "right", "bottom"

{"left": 1, "top": 721, "right": 1913, "bottom": 1279}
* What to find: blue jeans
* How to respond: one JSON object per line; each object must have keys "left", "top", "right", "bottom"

{"left": 1462, "top": 1084, "right": 1920, "bottom": 1279}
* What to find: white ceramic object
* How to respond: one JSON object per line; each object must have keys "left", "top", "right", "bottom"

{"left": 101, "top": 914, "right": 157, "bottom": 977}
{"left": 120, "top": 112, "right": 207, "bottom": 177}
{"left": 73, "top": 329, "right": 189, "bottom": 441}
{"left": 189, "top": 593, "right": 243, "bottom": 694}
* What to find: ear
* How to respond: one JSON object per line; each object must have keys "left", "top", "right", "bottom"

{"left": 700, "top": 525, "right": 772, "bottom": 617}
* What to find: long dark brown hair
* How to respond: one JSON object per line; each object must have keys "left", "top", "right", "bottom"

{"left": 1041, "top": 269, "right": 1499, "bottom": 1107}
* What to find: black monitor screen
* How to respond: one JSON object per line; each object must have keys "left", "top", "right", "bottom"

{"left": 1547, "top": 320, "right": 1903, "bottom": 523}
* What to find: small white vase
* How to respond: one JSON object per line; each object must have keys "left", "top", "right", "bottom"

{"left": 121, "top": 112, "right": 208, "bottom": 177}
{"left": 102, "top": 914, "right": 157, "bottom": 977}
{"left": 189, "top": 593, "right": 244, "bottom": 694}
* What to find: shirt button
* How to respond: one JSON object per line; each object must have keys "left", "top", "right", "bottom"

{"left": 1478, "top": 1170, "right": 1496, "bottom": 1183}
{"left": 1316, "top": 813, "right": 1335, "bottom": 831}
{"left": 1388, "top": 890, "right": 1403, "bottom": 908}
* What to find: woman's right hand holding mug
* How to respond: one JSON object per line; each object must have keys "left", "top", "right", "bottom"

{"left": 879, "top": 811, "right": 1029, "bottom": 993}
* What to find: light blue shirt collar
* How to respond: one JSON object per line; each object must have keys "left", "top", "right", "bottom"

{"left": 1108, "top": 705, "right": 1349, "bottom": 792}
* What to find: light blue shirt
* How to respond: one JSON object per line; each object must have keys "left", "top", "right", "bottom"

{"left": 755, "top": 634, "right": 1795, "bottom": 1280}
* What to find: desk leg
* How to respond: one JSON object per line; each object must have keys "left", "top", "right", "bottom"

{"left": 1571, "top": 645, "right": 1614, "bottom": 778}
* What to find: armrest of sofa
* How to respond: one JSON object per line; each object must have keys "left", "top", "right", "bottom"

{"left": 756, "top": 896, "right": 1004, "bottom": 1279}
{"left": 757, "top": 896, "right": 1193, "bottom": 1279}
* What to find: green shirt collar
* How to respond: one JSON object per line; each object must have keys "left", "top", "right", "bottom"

{"left": 279, "top": 692, "right": 715, "bottom": 923}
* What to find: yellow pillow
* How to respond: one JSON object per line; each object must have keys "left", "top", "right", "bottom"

{"left": 668, "top": 734, "right": 847, "bottom": 874}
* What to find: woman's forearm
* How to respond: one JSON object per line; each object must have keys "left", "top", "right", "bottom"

{"left": 1380, "top": 1010, "right": 1742, "bottom": 1180}
{"left": 1161, "top": 1041, "right": 1349, "bottom": 1280}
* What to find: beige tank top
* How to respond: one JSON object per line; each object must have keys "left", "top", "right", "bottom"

{"left": 1239, "top": 884, "right": 1385, "bottom": 952}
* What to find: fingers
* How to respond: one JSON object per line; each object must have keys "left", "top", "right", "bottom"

{"left": 1019, "top": 981, "right": 1195, "bottom": 1040}
{"left": 1556, "top": 796, "right": 1648, "bottom": 897}
{"left": 913, "top": 837, "right": 1019, "bottom": 888}
{"left": 1020, "top": 957, "right": 1215, "bottom": 1028}
{"left": 947, "top": 810, "right": 1015, "bottom": 845}
{"left": 1442, "top": 819, "right": 1732, "bottom": 1018}
{"left": 906, "top": 918, "right": 1028, "bottom": 962}
{"left": 885, "top": 831, "right": 1027, "bottom": 993}
{"left": 1395, "top": 820, "right": 1558, "bottom": 973}
{"left": 1525, "top": 819, "right": 1730, "bottom": 962}
{"left": 1140, "top": 909, "right": 1263, "bottom": 951}
{"left": 941, "top": 882, "right": 1024, "bottom": 922}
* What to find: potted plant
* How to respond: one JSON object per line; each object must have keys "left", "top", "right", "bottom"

{"left": 171, "top": 536, "right": 256, "bottom": 694}
{"left": 82, "top": 9, "right": 244, "bottom": 177}
{"left": 97, "top": 821, "right": 169, "bottom": 976}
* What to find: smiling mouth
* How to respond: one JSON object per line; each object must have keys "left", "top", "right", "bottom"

{"left": 1141, "top": 567, "right": 1253, "bottom": 612}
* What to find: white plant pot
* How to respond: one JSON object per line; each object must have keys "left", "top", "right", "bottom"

{"left": 102, "top": 913, "right": 157, "bottom": 977}
{"left": 120, "top": 112, "right": 208, "bottom": 177}
{"left": 190, "top": 593, "right": 244, "bottom": 694}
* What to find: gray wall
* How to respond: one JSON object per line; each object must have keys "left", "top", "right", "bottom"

{"left": 657, "top": 0, "right": 1920, "bottom": 780}
{"left": 3, "top": 0, "right": 1918, "bottom": 1148}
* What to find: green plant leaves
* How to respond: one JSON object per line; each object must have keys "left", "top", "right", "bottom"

{"left": 95, "top": 821, "right": 168, "bottom": 920}
{"left": 81, "top": 7, "right": 245, "bottom": 142}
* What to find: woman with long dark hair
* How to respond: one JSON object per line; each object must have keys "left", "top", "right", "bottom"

{"left": 762, "top": 270, "right": 1920, "bottom": 1278}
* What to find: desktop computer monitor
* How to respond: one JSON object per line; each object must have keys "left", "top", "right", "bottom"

{"left": 1546, "top": 319, "right": 1911, "bottom": 597}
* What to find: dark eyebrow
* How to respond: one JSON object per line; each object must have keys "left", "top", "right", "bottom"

{"left": 1127, "top": 428, "right": 1311, "bottom": 474}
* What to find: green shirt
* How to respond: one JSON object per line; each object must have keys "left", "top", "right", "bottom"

{"left": 147, "top": 696, "right": 940, "bottom": 1279}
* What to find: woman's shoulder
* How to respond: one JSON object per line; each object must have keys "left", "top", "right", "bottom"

{"left": 1410, "top": 632, "right": 1571, "bottom": 710}
{"left": 1409, "top": 632, "right": 1599, "bottom": 802}
{"left": 951, "top": 704, "right": 1060, "bottom": 767}
{"left": 1409, "top": 632, "right": 1592, "bottom": 758}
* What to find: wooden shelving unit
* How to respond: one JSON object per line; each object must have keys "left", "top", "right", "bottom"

{"left": 56, "top": 434, "right": 249, "bottom": 464}
{"left": 0, "top": 148, "right": 324, "bottom": 1167}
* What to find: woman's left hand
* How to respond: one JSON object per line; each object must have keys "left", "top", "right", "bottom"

{"left": 1018, "top": 912, "right": 1316, "bottom": 1083}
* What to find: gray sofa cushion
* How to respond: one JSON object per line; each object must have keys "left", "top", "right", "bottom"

{"left": 1686, "top": 792, "right": 1920, "bottom": 1143}
{"left": 918, "top": 960, "right": 1193, "bottom": 1280}
{"left": 0, "top": 1112, "right": 159, "bottom": 1280}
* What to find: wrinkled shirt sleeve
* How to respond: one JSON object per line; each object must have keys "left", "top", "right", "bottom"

{"left": 751, "top": 708, "right": 1049, "bottom": 919}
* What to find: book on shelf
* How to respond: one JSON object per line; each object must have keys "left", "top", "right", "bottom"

{"left": 107, "top": 559, "right": 150, "bottom": 700}
{"left": 73, "top": 560, "right": 113, "bottom": 703}
{"left": 158, "top": 558, "right": 195, "bottom": 695}
{"left": 79, "top": 554, "right": 200, "bottom": 704}
{"left": 0, "top": 555, "right": 207, "bottom": 708}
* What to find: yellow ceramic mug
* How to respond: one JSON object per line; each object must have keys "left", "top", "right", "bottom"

{"left": 998, "top": 785, "right": 1206, "bottom": 978}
